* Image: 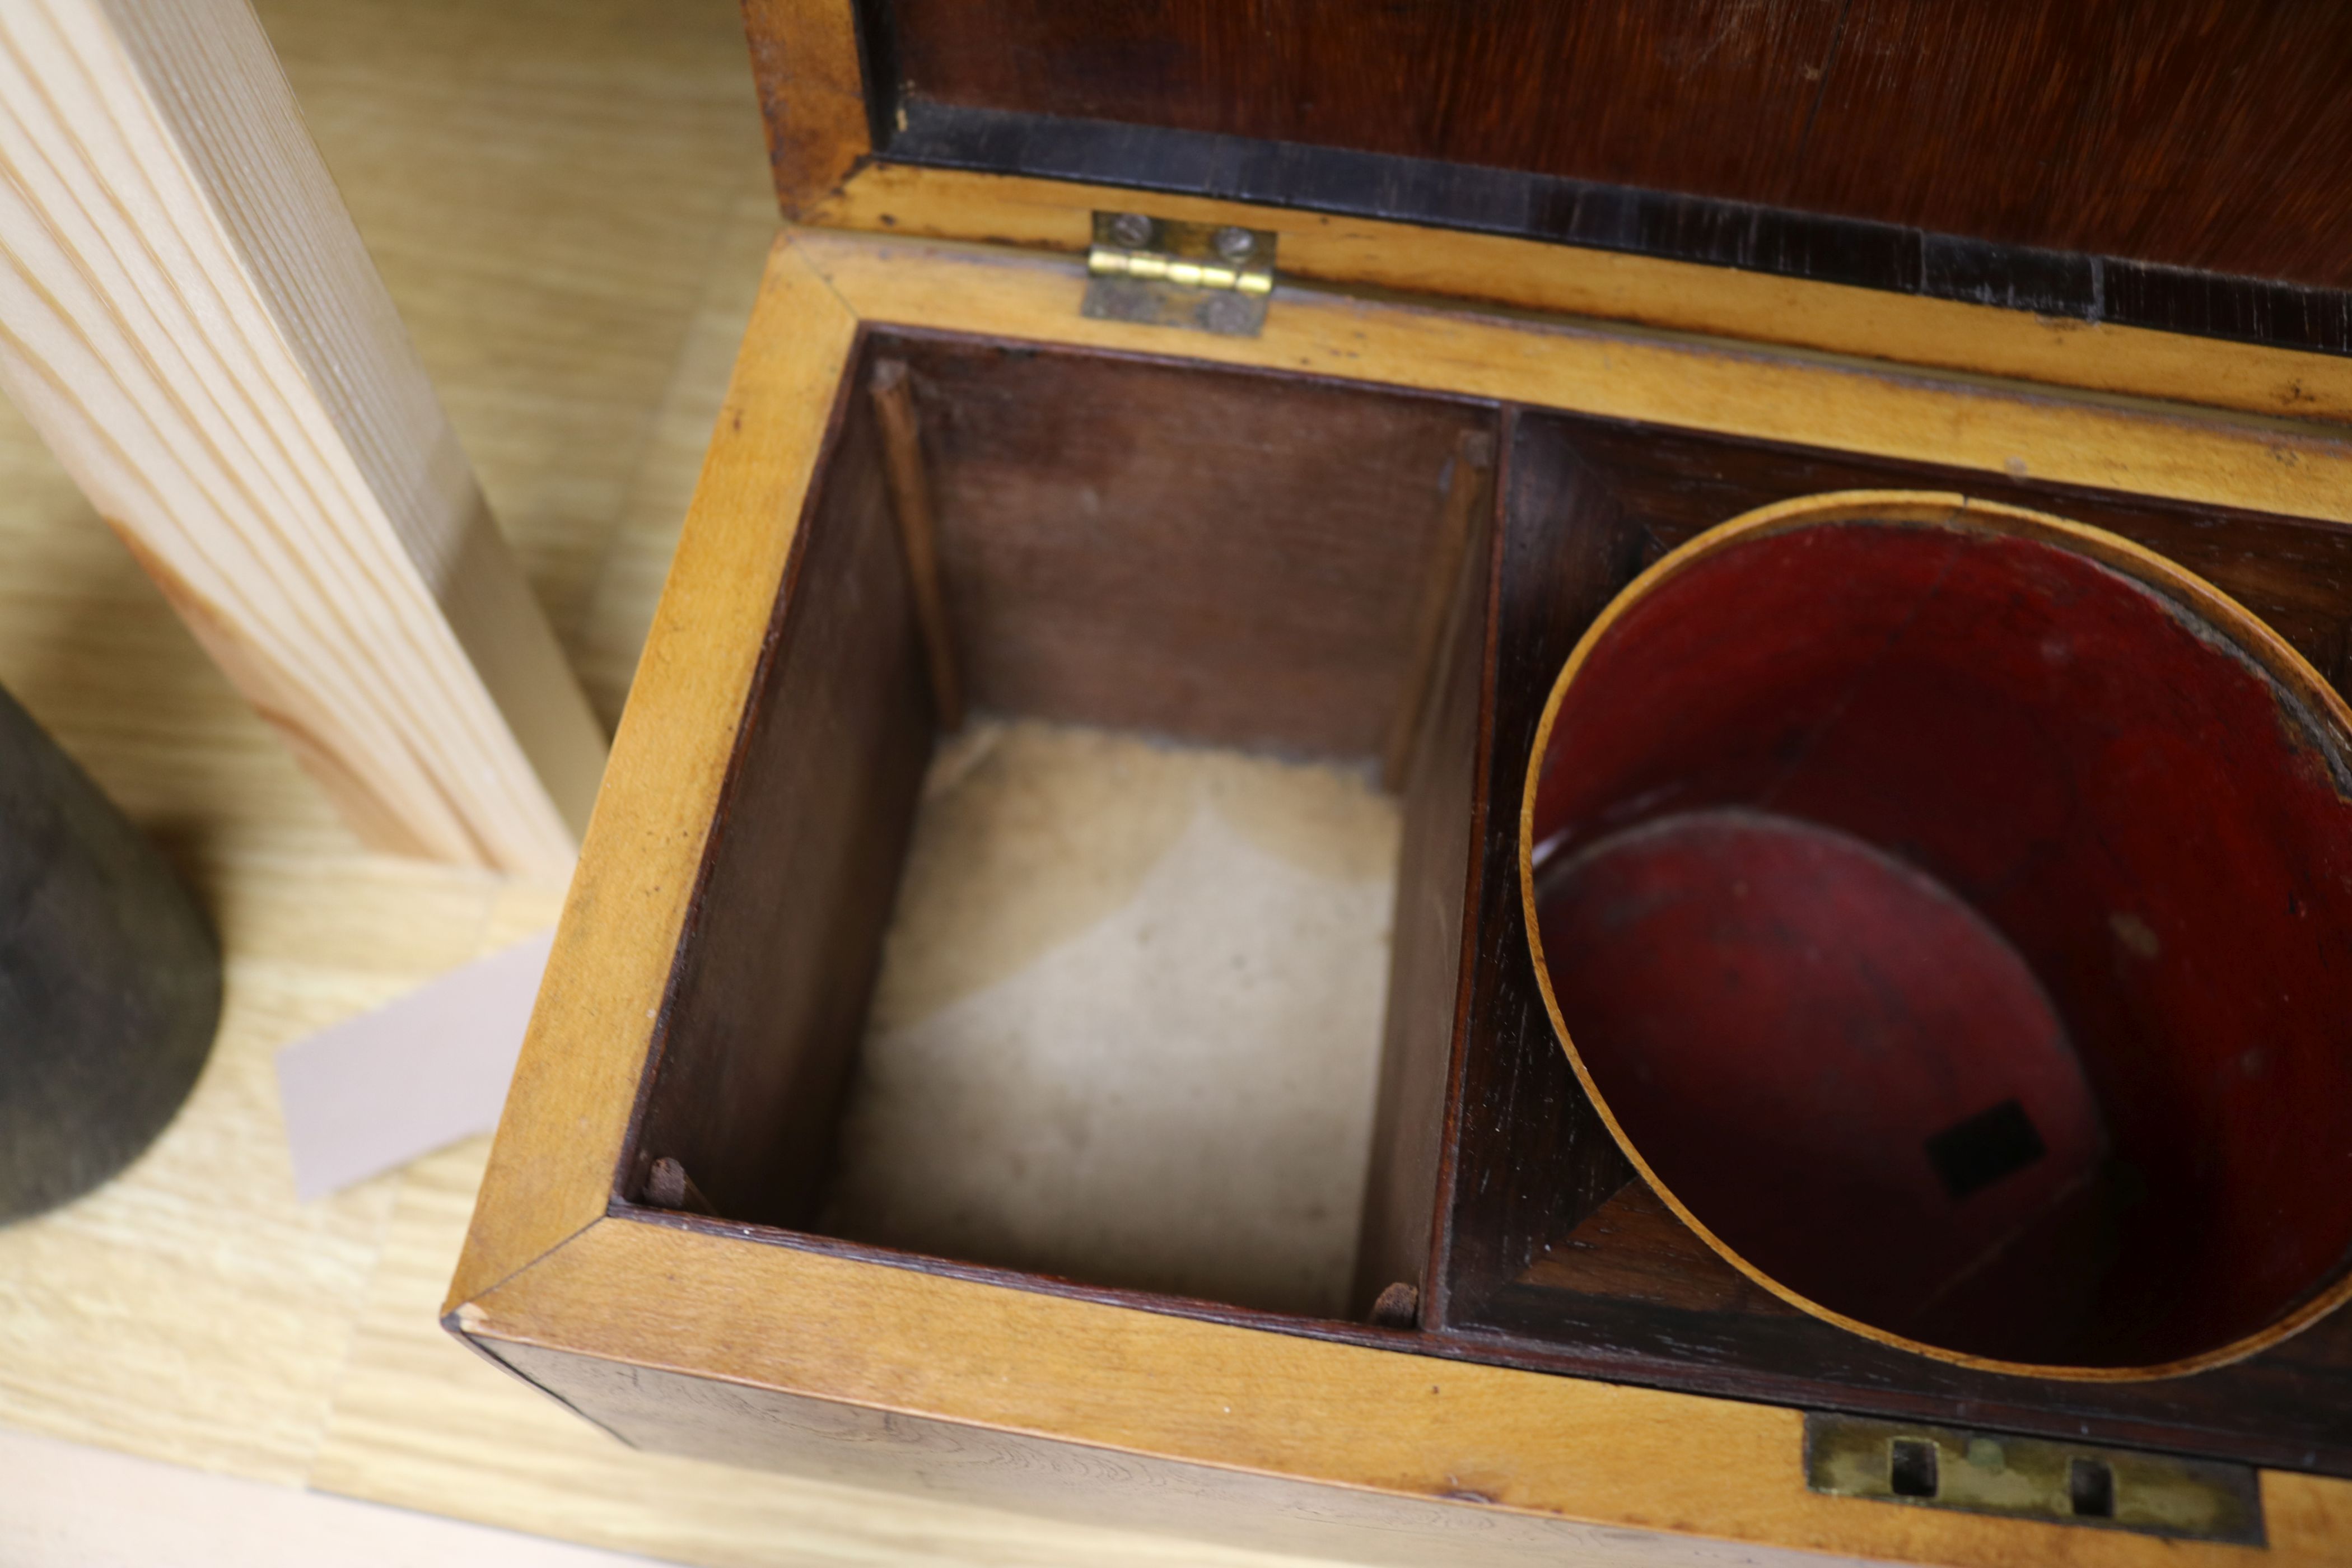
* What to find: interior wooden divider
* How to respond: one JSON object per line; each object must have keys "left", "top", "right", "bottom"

{"left": 1350, "top": 414, "right": 1502, "bottom": 1322}
{"left": 625, "top": 364, "right": 937, "bottom": 1226}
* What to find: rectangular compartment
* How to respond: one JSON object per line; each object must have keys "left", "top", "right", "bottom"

{"left": 617, "top": 332, "right": 2352, "bottom": 1481}
{"left": 622, "top": 331, "right": 1501, "bottom": 1323}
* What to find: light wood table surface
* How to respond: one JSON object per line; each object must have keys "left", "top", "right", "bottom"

{"left": 0, "top": 3, "right": 1343, "bottom": 1563}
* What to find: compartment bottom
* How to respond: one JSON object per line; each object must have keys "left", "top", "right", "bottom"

{"left": 820, "top": 717, "right": 1402, "bottom": 1318}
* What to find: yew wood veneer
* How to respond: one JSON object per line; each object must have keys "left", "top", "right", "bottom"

{"left": 446, "top": 4, "right": 2352, "bottom": 1564}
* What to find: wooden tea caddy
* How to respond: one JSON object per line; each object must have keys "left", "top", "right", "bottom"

{"left": 448, "top": 6, "right": 2352, "bottom": 1563}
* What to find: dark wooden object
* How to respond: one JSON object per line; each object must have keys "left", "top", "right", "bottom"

{"left": 870, "top": 358, "right": 964, "bottom": 730}
{"left": 0, "top": 682, "right": 218, "bottom": 1222}
{"left": 627, "top": 374, "right": 936, "bottom": 1227}
{"left": 620, "top": 335, "right": 2352, "bottom": 1479}
{"left": 798, "top": 3, "right": 2352, "bottom": 361}
{"left": 1382, "top": 429, "right": 1492, "bottom": 790}
{"left": 1437, "top": 410, "right": 2352, "bottom": 1474}
{"left": 874, "top": 338, "right": 1491, "bottom": 758}
{"left": 882, "top": 1, "right": 2352, "bottom": 294}
{"left": 1425, "top": 419, "right": 1650, "bottom": 1325}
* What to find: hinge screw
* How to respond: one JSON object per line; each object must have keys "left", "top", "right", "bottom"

{"left": 1212, "top": 226, "right": 1256, "bottom": 262}
{"left": 1109, "top": 212, "right": 1154, "bottom": 248}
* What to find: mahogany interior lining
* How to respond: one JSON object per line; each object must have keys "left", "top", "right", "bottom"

{"left": 629, "top": 331, "right": 1494, "bottom": 1239}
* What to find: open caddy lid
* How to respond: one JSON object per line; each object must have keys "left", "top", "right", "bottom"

{"left": 748, "top": 1, "right": 2352, "bottom": 361}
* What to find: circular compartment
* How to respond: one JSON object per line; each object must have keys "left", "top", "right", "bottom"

{"left": 1520, "top": 491, "right": 2352, "bottom": 1378}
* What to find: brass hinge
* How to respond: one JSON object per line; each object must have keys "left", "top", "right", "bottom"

{"left": 1082, "top": 212, "right": 1276, "bottom": 337}
{"left": 1805, "top": 1413, "right": 2262, "bottom": 1546}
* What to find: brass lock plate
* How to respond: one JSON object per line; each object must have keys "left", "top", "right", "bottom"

{"left": 1805, "top": 1412, "right": 2262, "bottom": 1545}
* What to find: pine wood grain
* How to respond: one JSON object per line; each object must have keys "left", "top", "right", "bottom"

{"left": 0, "top": 0, "right": 605, "bottom": 872}
{"left": 252, "top": 0, "right": 781, "bottom": 731}
{"left": 0, "top": 1424, "right": 656, "bottom": 1567}
{"left": 0, "top": 393, "right": 545, "bottom": 1479}
{"left": 0, "top": 269, "right": 531, "bottom": 1481}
